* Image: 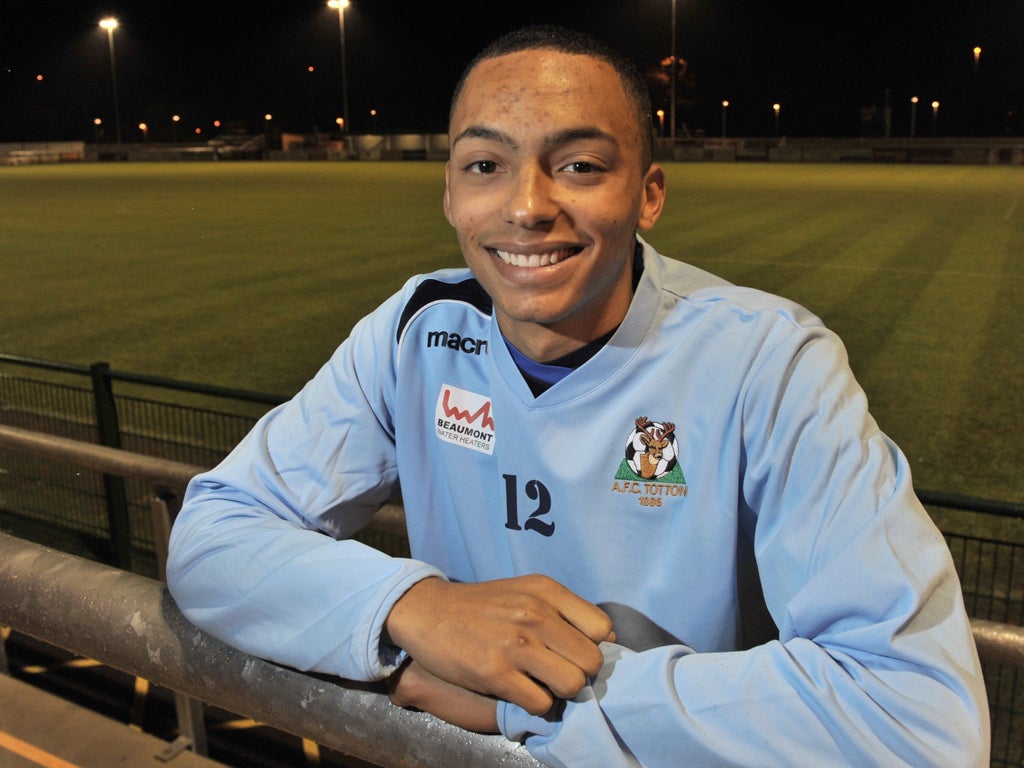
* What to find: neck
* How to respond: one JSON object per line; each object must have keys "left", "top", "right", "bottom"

{"left": 498, "top": 288, "right": 629, "bottom": 361}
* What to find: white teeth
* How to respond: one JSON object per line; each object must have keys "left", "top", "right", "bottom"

{"left": 495, "top": 249, "right": 568, "bottom": 267}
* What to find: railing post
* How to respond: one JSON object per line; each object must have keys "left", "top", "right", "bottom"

{"left": 0, "top": 626, "right": 9, "bottom": 675}
{"left": 89, "top": 361, "right": 132, "bottom": 570}
{"left": 151, "top": 487, "right": 209, "bottom": 756}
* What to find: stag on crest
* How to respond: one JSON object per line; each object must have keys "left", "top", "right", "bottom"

{"left": 634, "top": 417, "right": 676, "bottom": 479}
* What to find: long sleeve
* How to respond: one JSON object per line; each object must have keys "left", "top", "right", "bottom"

{"left": 166, "top": 282, "right": 445, "bottom": 681}
{"left": 497, "top": 320, "right": 990, "bottom": 767}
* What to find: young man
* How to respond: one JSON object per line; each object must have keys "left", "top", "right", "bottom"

{"left": 168, "top": 25, "right": 989, "bottom": 766}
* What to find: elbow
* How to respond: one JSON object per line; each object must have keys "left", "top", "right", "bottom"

{"left": 913, "top": 676, "right": 990, "bottom": 768}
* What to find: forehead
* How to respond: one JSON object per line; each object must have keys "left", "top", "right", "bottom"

{"left": 451, "top": 49, "right": 635, "bottom": 137}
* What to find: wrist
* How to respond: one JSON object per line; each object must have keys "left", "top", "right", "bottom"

{"left": 383, "top": 575, "right": 446, "bottom": 651}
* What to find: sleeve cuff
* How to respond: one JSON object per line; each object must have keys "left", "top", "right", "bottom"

{"left": 497, "top": 700, "right": 561, "bottom": 742}
{"left": 367, "top": 562, "right": 449, "bottom": 678}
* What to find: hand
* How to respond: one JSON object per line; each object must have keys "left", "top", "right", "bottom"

{"left": 384, "top": 575, "right": 614, "bottom": 716}
{"left": 389, "top": 659, "right": 499, "bottom": 733}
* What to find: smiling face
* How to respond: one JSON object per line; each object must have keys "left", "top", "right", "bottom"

{"left": 444, "top": 49, "right": 665, "bottom": 362}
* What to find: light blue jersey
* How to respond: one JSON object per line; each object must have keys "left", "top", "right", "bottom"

{"left": 167, "top": 239, "right": 988, "bottom": 766}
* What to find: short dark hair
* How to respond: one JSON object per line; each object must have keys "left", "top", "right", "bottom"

{"left": 449, "top": 24, "right": 654, "bottom": 170}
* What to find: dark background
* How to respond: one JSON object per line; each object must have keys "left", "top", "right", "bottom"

{"left": 3, "top": 0, "right": 1022, "bottom": 142}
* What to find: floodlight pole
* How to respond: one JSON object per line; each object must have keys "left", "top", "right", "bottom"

{"left": 329, "top": 0, "right": 350, "bottom": 133}
{"left": 100, "top": 18, "right": 123, "bottom": 154}
{"left": 669, "top": 0, "right": 677, "bottom": 143}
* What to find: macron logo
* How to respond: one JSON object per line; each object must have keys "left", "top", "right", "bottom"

{"left": 435, "top": 384, "right": 495, "bottom": 455}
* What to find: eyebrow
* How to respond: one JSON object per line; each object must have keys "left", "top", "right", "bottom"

{"left": 451, "top": 125, "right": 515, "bottom": 149}
{"left": 451, "top": 125, "right": 620, "bottom": 154}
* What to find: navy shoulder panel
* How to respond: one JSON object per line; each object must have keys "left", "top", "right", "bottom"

{"left": 396, "top": 277, "right": 492, "bottom": 344}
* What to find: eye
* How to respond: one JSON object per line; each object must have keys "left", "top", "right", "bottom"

{"left": 465, "top": 159, "right": 499, "bottom": 175}
{"left": 562, "top": 160, "right": 601, "bottom": 174}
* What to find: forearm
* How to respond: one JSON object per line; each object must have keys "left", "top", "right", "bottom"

{"left": 502, "top": 636, "right": 988, "bottom": 768}
{"left": 389, "top": 659, "right": 500, "bottom": 734}
{"left": 168, "top": 494, "right": 443, "bottom": 680}
{"left": 499, "top": 528, "right": 990, "bottom": 767}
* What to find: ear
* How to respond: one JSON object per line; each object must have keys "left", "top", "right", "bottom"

{"left": 443, "top": 161, "right": 455, "bottom": 226}
{"left": 637, "top": 164, "right": 666, "bottom": 232}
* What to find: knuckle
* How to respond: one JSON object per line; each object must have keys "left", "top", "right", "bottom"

{"left": 581, "top": 647, "right": 605, "bottom": 676}
{"left": 504, "top": 596, "right": 547, "bottom": 627}
{"left": 520, "top": 573, "right": 557, "bottom": 594}
{"left": 550, "top": 669, "right": 587, "bottom": 699}
{"left": 523, "top": 690, "right": 556, "bottom": 717}
{"left": 477, "top": 648, "right": 516, "bottom": 682}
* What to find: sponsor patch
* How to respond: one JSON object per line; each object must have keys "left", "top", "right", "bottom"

{"left": 435, "top": 384, "right": 496, "bottom": 455}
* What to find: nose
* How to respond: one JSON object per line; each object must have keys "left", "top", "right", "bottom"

{"left": 505, "top": 164, "right": 559, "bottom": 228}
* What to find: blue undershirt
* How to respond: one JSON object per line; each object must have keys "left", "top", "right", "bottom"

{"left": 504, "top": 334, "right": 612, "bottom": 394}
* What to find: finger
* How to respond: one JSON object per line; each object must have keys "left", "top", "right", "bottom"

{"left": 514, "top": 645, "right": 590, "bottom": 700}
{"left": 490, "top": 668, "right": 557, "bottom": 716}
{"left": 486, "top": 622, "right": 598, "bottom": 701}
{"left": 490, "top": 585, "right": 607, "bottom": 679}
{"left": 494, "top": 576, "right": 611, "bottom": 679}
{"left": 521, "top": 575, "right": 615, "bottom": 644}
{"left": 536, "top": 619, "right": 607, "bottom": 679}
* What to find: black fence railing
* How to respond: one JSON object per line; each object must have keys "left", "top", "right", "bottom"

{"left": 0, "top": 354, "right": 284, "bottom": 572}
{"left": 0, "top": 352, "right": 1022, "bottom": 766}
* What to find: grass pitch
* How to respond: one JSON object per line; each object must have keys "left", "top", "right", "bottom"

{"left": 1, "top": 160, "right": 1021, "bottom": 503}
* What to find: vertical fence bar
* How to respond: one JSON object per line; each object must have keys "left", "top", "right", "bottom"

{"left": 89, "top": 361, "right": 132, "bottom": 570}
{"left": 151, "top": 489, "right": 209, "bottom": 756}
{"left": 0, "top": 626, "right": 9, "bottom": 675}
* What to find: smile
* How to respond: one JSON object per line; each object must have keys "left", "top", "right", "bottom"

{"left": 493, "top": 247, "right": 582, "bottom": 268}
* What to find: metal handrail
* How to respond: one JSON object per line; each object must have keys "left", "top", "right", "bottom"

{"left": 0, "top": 422, "right": 206, "bottom": 488}
{"left": 1, "top": 533, "right": 1020, "bottom": 768}
{"left": 0, "top": 532, "right": 539, "bottom": 768}
{"left": 0, "top": 421, "right": 404, "bottom": 758}
{"left": 0, "top": 424, "right": 408, "bottom": 537}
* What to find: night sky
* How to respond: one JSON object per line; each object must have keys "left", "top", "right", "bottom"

{"left": 3, "top": 1, "right": 1022, "bottom": 143}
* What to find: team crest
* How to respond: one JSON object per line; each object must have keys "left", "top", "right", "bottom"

{"left": 615, "top": 416, "right": 687, "bottom": 490}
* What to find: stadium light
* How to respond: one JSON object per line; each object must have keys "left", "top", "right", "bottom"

{"left": 328, "top": 0, "right": 350, "bottom": 132}
{"left": 99, "top": 18, "right": 122, "bottom": 152}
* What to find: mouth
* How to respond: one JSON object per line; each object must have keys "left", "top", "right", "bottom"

{"left": 492, "top": 246, "right": 583, "bottom": 268}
